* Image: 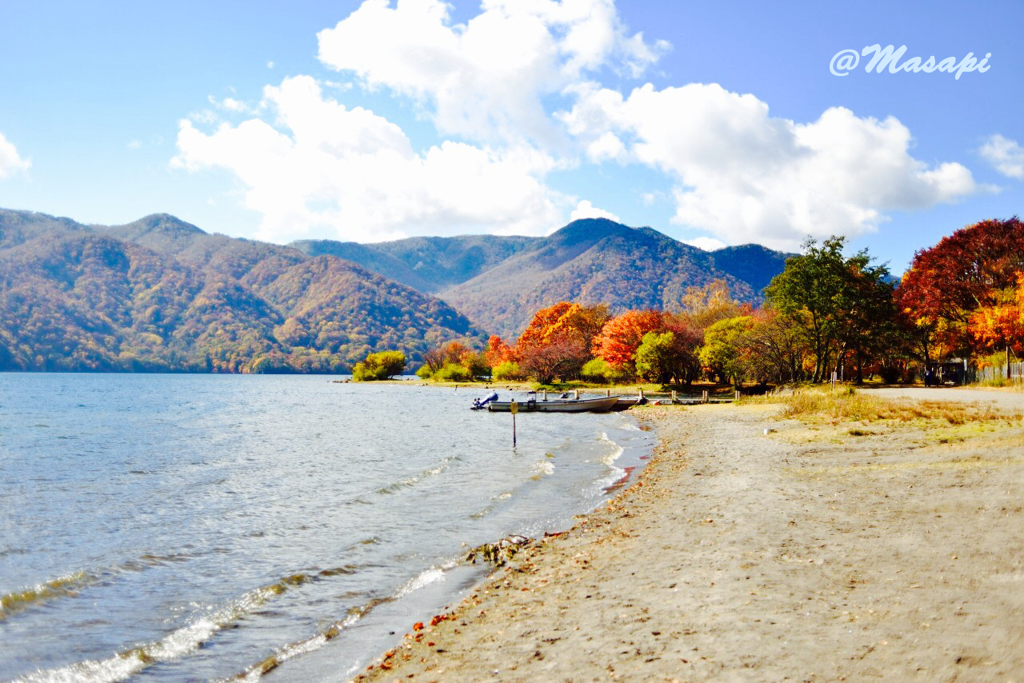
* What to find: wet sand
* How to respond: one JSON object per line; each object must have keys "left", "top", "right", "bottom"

{"left": 356, "top": 400, "right": 1024, "bottom": 681}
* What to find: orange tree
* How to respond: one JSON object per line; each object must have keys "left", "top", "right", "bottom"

{"left": 484, "top": 335, "right": 515, "bottom": 367}
{"left": 969, "top": 272, "right": 1024, "bottom": 352}
{"left": 592, "top": 309, "right": 664, "bottom": 375}
{"left": 514, "top": 302, "right": 609, "bottom": 382}
{"left": 516, "top": 302, "right": 609, "bottom": 351}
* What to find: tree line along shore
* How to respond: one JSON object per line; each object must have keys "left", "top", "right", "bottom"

{"left": 353, "top": 217, "right": 1024, "bottom": 390}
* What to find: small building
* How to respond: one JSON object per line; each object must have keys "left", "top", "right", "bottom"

{"left": 924, "top": 359, "right": 968, "bottom": 386}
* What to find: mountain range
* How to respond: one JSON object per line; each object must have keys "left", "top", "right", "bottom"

{"left": 0, "top": 208, "right": 790, "bottom": 372}
{"left": 0, "top": 210, "right": 480, "bottom": 372}
{"left": 295, "top": 218, "right": 790, "bottom": 338}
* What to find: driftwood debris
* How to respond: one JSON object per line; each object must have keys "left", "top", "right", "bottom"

{"left": 466, "top": 535, "right": 532, "bottom": 567}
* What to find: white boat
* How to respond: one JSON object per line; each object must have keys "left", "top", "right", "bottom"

{"left": 485, "top": 395, "right": 619, "bottom": 413}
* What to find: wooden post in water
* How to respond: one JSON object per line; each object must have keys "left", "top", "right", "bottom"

{"left": 543, "top": 389, "right": 547, "bottom": 401}
{"left": 735, "top": 389, "right": 741, "bottom": 401}
{"left": 671, "top": 390, "right": 677, "bottom": 403}
{"left": 606, "top": 389, "right": 611, "bottom": 397}
{"left": 702, "top": 389, "right": 708, "bottom": 404}
{"left": 510, "top": 399, "right": 518, "bottom": 447}
{"left": 574, "top": 389, "right": 580, "bottom": 400}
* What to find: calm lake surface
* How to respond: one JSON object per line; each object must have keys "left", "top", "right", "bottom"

{"left": 0, "top": 374, "right": 653, "bottom": 681}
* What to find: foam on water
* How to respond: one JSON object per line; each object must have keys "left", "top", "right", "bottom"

{"left": 18, "top": 585, "right": 278, "bottom": 683}
{"left": 529, "top": 460, "right": 556, "bottom": 477}
{"left": 598, "top": 431, "right": 626, "bottom": 466}
{"left": 397, "top": 567, "right": 447, "bottom": 597}
{"left": 374, "top": 455, "right": 459, "bottom": 495}
{"left": 0, "top": 572, "right": 93, "bottom": 621}
{"left": 2, "top": 552, "right": 201, "bottom": 622}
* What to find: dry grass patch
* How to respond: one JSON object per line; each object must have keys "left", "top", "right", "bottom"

{"left": 778, "top": 389, "right": 1021, "bottom": 426}
{"left": 791, "top": 454, "right": 1024, "bottom": 478}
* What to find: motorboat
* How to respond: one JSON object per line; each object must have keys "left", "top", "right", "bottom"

{"left": 485, "top": 395, "right": 619, "bottom": 413}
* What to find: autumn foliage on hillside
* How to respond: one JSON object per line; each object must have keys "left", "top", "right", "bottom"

{"left": 0, "top": 210, "right": 484, "bottom": 373}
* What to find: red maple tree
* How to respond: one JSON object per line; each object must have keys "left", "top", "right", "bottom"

{"left": 896, "top": 217, "right": 1024, "bottom": 355}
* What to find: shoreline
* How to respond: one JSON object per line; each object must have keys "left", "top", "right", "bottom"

{"left": 255, "top": 401, "right": 656, "bottom": 682}
{"left": 355, "top": 400, "right": 1024, "bottom": 681}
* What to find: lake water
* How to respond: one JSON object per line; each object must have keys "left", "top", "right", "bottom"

{"left": 0, "top": 374, "right": 653, "bottom": 681}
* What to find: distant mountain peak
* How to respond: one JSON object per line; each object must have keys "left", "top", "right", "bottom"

{"left": 123, "top": 213, "right": 207, "bottom": 236}
{"left": 550, "top": 217, "right": 633, "bottom": 241}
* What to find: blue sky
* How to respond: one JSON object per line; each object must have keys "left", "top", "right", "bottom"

{"left": 1, "top": 0, "right": 1021, "bottom": 272}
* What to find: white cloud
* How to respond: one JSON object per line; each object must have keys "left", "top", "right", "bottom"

{"left": 979, "top": 133, "right": 1024, "bottom": 180}
{"left": 209, "top": 95, "right": 252, "bottom": 113}
{"left": 323, "top": 80, "right": 354, "bottom": 92}
{"left": 683, "top": 236, "right": 727, "bottom": 251}
{"left": 188, "top": 109, "right": 219, "bottom": 125}
{"left": 127, "top": 139, "right": 142, "bottom": 150}
{"left": 173, "top": 0, "right": 982, "bottom": 251}
{"left": 0, "top": 132, "right": 30, "bottom": 179}
{"left": 316, "top": 0, "right": 666, "bottom": 143}
{"left": 267, "top": 61, "right": 275, "bottom": 69}
{"left": 570, "top": 199, "right": 620, "bottom": 222}
{"left": 561, "top": 82, "right": 979, "bottom": 249}
{"left": 586, "top": 131, "right": 626, "bottom": 162}
{"left": 173, "top": 76, "right": 566, "bottom": 242}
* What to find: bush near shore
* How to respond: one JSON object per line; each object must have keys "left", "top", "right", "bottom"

{"left": 352, "top": 351, "right": 406, "bottom": 381}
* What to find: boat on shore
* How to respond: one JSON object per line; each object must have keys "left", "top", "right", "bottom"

{"left": 609, "top": 396, "right": 647, "bottom": 411}
{"left": 483, "top": 395, "right": 620, "bottom": 413}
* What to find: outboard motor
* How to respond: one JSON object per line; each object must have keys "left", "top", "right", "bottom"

{"left": 471, "top": 391, "right": 499, "bottom": 410}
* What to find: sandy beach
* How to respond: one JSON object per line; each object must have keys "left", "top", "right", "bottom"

{"left": 357, "top": 394, "right": 1024, "bottom": 681}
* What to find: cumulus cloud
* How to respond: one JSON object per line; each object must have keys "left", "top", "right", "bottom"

{"left": 0, "top": 132, "right": 30, "bottom": 179}
{"left": 683, "top": 236, "right": 727, "bottom": 251}
{"left": 173, "top": 0, "right": 980, "bottom": 249}
{"left": 173, "top": 76, "right": 566, "bottom": 242}
{"left": 209, "top": 95, "right": 252, "bottom": 113}
{"left": 316, "top": 0, "right": 667, "bottom": 143}
{"left": 570, "top": 199, "right": 620, "bottom": 222}
{"left": 560, "top": 82, "right": 979, "bottom": 249}
{"left": 979, "top": 134, "right": 1024, "bottom": 180}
